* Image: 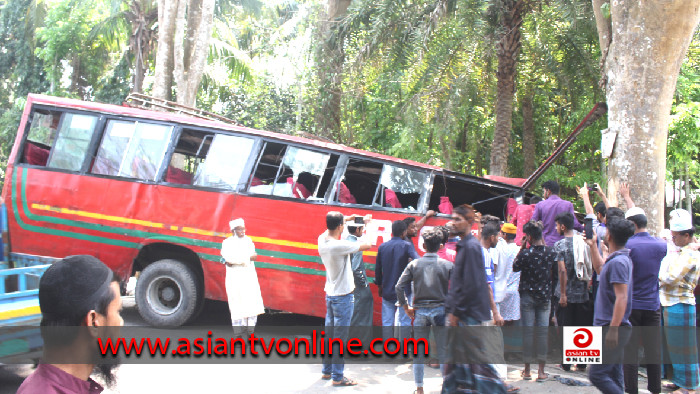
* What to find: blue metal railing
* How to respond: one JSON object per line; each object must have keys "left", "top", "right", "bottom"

{"left": 0, "top": 264, "right": 50, "bottom": 300}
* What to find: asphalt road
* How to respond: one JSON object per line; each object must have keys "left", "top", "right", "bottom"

{"left": 1, "top": 296, "right": 657, "bottom": 393}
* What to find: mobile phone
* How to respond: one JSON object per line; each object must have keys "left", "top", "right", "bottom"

{"left": 587, "top": 184, "right": 598, "bottom": 192}
{"left": 354, "top": 216, "right": 364, "bottom": 224}
{"left": 584, "top": 217, "right": 593, "bottom": 239}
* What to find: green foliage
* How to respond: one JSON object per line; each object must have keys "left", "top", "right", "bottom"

{"left": 35, "top": 0, "right": 112, "bottom": 98}
{"left": 94, "top": 52, "right": 131, "bottom": 104}
{"left": 0, "top": 0, "right": 695, "bottom": 213}
{"left": 0, "top": 98, "right": 26, "bottom": 187}
{"left": 0, "top": 0, "right": 50, "bottom": 107}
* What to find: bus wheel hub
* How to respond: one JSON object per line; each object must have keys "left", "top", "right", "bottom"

{"left": 161, "top": 286, "right": 175, "bottom": 302}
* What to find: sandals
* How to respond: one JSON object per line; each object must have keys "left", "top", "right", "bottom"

{"left": 332, "top": 377, "right": 358, "bottom": 386}
{"left": 536, "top": 373, "right": 550, "bottom": 382}
{"left": 505, "top": 384, "right": 520, "bottom": 393}
{"left": 322, "top": 374, "right": 331, "bottom": 380}
{"left": 520, "top": 371, "right": 532, "bottom": 381}
{"left": 671, "top": 389, "right": 696, "bottom": 394}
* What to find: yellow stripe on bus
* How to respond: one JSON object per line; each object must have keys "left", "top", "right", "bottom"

{"left": 0, "top": 305, "right": 41, "bottom": 320}
{"left": 29, "top": 203, "right": 380, "bottom": 255}
{"left": 32, "top": 204, "right": 165, "bottom": 229}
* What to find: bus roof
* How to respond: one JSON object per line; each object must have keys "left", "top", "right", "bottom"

{"left": 26, "top": 93, "right": 524, "bottom": 191}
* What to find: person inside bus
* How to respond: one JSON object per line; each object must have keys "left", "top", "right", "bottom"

{"left": 221, "top": 218, "right": 265, "bottom": 338}
{"left": 338, "top": 182, "right": 357, "bottom": 204}
{"left": 165, "top": 153, "right": 193, "bottom": 185}
{"left": 18, "top": 255, "right": 124, "bottom": 394}
{"left": 290, "top": 171, "right": 314, "bottom": 199}
{"left": 385, "top": 188, "right": 402, "bottom": 208}
{"left": 250, "top": 177, "right": 294, "bottom": 197}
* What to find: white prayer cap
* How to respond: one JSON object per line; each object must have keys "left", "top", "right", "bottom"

{"left": 669, "top": 209, "right": 693, "bottom": 232}
{"left": 229, "top": 218, "right": 245, "bottom": 230}
{"left": 625, "top": 207, "right": 646, "bottom": 219}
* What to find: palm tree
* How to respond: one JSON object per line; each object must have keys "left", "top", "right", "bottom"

{"left": 488, "top": 0, "right": 529, "bottom": 177}
{"left": 90, "top": 0, "right": 157, "bottom": 93}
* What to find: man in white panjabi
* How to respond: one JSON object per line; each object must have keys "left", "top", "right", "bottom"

{"left": 221, "top": 218, "right": 264, "bottom": 336}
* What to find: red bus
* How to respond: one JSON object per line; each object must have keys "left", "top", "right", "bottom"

{"left": 1, "top": 94, "right": 523, "bottom": 326}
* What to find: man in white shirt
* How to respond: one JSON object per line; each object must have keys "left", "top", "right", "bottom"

{"left": 318, "top": 211, "right": 372, "bottom": 386}
{"left": 221, "top": 218, "right": 265, "bottom": 338}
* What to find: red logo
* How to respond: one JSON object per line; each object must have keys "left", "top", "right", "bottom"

{"left": 573, "top": 328, "right": 593, "bottom": 348}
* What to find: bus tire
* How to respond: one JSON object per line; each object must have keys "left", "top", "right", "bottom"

{"left": 135, "top": 259, "right": 201, "bottom": 326}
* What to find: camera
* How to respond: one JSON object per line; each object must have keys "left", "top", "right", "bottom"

{"left": 588, "top": 184, "right": 598, "bottom": 192}
{"left": 354, "top": 216, "right": 364, "bottom": 224}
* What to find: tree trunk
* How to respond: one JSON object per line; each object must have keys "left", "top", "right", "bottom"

{"left": 458, "top": 115, "right": 469, "bottom": 153}
{"left": 173, "top": 0, "right": 215, "bottom": 106}
{"left": 153, "top": 0, "right": 178, "bottom": 100}
{"left": 440, "top": 131, "right": 452, "bottom": 170}
{"left": 315, "top": 0, "right": 352, "bottom": 140}
{"left": 521, "top": 90, "right": 535, "bottom": 177}
{"left": 129, "top": 0, "right": 157, "bottom": 94}
{"left": 489, "top": 0, "right": 524, "bottom": 177}
{"left": 591, "top": 0, "right": 612, "bottom": 86}
{"left": 598, "top": 1, "right": 699, "bottom": 234}
{"left": 133, "top": 51, "right": 144, "bottom": 93}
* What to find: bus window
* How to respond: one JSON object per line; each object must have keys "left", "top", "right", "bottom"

{"left": 164, "top": 129, "right": 211, "bottom": 185}
{"left": 47, "top": 113, "right": 99, "bottom": 171}
{"left": 429, "top": 174, "right": 507, "bottom": 217}
{"left": 334, "top": 158, "right": 382, "bottom": 206}
{"left": 375, "top": 164, "right": 427, "bottom": 210}
{"left": 333, "top": 160, "right": 426, "bottom": 210}
{"left": 192, "top": 133, "right": 256, "bottom": 190}
{"left": 248, "top": 142, "right": 288, "bottom": 195}
{"left": 248, "top": 143, "right": 334, "bottom": 200}
{"left": 21, "top": 110, "right": 61, "bottom": 166}
{"left": 91, "top": 120, "right": 174, "bottom": 181}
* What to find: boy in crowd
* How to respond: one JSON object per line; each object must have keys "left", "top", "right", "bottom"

{"left": 396, "top": 228, "right": 453, "bottom": 394}
{"left": 555, "top": 211, "right": 592, "bottom": 372}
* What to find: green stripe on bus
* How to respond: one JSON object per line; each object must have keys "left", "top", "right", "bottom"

{"left": 197, "top": 253, "right": 325, "bottom": 276}
{"left": 19, "top": 169, "right": 221, "bottom": 249}
{"left": 12, "top": 169, "right": 327, "bottom": 273}
{"left": 11, "top": 171, "right": 139, "bottom": 248}
{"left": 16, "top": 168, "right": 325, "bottom": 265}
{"left": 258, "top": 249, "right": 322, "bottom": 264}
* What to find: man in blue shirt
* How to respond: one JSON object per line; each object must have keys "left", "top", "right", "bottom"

{"left": 375, "top": 220, "right": 416, "bottom": 329}
{"left": 622, "top": 207, "right": 666, "bottom": 394}
{"left": 586, "top": 216, "right": 635, "bottom": 394}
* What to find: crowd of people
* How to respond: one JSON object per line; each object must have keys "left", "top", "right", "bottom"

{"left": 318, "top": 179, "right": 700, "bottom": 394}
{"left": 14, "top": 179, "right": 699, "bottom": 394}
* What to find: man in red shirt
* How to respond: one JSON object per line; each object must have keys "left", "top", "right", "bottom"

{"left": 18, "top": 255, "right": 124, "bottom": 394}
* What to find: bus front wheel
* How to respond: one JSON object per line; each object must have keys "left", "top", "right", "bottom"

{"left": 135, "top": 259, "right": 201, "bottom": 326}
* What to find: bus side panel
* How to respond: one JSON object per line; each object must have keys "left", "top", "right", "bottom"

{"left": 8, "top": 166, "right": 447, "bottom": 324}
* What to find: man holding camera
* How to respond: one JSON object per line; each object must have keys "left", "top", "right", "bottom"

{"left": 318, "top": 211, "right": 372, "bottom": 386}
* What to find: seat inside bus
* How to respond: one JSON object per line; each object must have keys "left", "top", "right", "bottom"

{"left": 21, "top": 109, "right": 61, "bottom": 167}
{"left": 23, "top": 141, "right": 50, "bottom": 166}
